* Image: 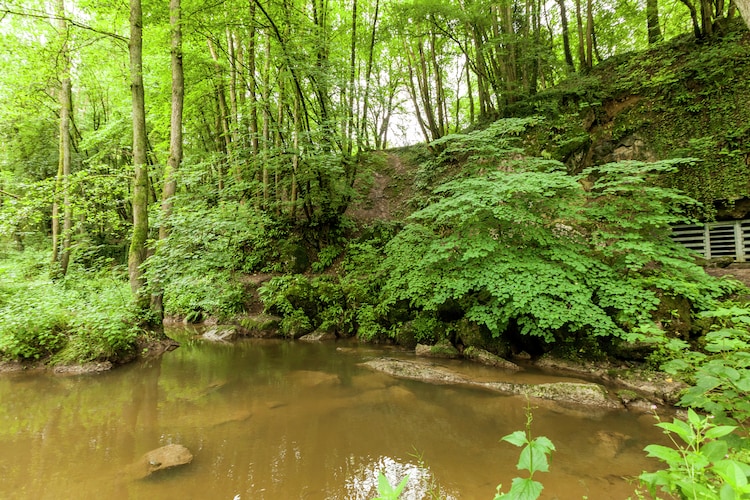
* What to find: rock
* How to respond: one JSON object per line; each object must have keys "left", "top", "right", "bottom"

{"left": 522, "top": 382, "right": 620, "bottom": 408}
{"left": 362, "top": 358, "right": 470, "bottom": 385}
{"left": 202, "top": 327, "right": 237, "bottom": 342}
{"left": 131, "top": 444, "right": 193, "bottom": 478}
{"left": 361, "top": 358, "right": 620, "bottom": 408}
{"left": 52, "top": 362, "right": 113, "bottom": 375}
{"left": 593, "top": 430, "right": 630, "bottom": 458}
{"left": 286, "top": 370, "right": 340, "bottom": 388}
{"left": 299, "top": 330, "right": 337, "bottom": 342}
{"left": 463, "top": 347, "right": 520, "bottom": 370}
{"left": 236, "top": 314, "right": 282, "bottom": 338}
{"left": 415, "top": 340, "right": 460, "bottom": 359}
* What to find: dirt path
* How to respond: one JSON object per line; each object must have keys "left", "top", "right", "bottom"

{"left": 347, "top": 152, "right": 414, "bottom": 223}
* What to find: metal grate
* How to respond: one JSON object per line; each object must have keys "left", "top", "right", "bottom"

{"left": 671, "top": 220, "right": 750, "bottom": 262}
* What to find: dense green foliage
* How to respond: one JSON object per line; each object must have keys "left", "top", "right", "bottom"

{"left": 0, "top": 246, "right": 139, "bottom": 362}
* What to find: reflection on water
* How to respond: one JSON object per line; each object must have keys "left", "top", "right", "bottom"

{"left": 0, "top": 333, "right": 666, "bottom": 499}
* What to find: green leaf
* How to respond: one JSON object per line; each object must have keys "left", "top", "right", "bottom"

{"left": 644, "top": 444, "right": 682, "bottom": 464}
{"left": 502, "top": 430, "right": 528, "bottom": 448}
{"left": 657, "top": 419, "right": 694, "bottom": 443}
{"left": 714, "top": 460, "right": 749, "bottom": 489}
{"left": 506, "top": 477, "right": 544, "bottom": 500}
{"left": 704, "top": 425, "right": 737, "bottom": 440}
{"left": 702, "top": 439, "right": 729, "bottom": 463}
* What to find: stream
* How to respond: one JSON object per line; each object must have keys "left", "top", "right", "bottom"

{"left": 0, "top": 332, "right": 667, "bottom": 499}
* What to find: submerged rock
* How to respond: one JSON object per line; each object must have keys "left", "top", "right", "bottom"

{"left": 361, "top": 357, "right": 620, "bottom": 408}
{"left": 130, "top": 444, "right": 193, "bottom": 478}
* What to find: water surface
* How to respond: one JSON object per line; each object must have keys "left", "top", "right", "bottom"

{"left": 0, "top": 335, "right": 666, "bottom": 499}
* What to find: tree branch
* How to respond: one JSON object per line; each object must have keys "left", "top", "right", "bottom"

{"left": 0, "top": 7, "right": 129, "bottom": 44}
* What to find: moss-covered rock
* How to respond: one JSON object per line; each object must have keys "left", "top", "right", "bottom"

{"left": 415, "top": 339, "right": 459, "bottom": 359}
{"left": 463, "top": 346, "right": 520, "bottom": 370}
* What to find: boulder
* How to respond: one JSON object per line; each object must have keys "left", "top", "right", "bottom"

{"left": 299, "top": 330, "right": 337, "bottom": 342}
{"left": 236, "top": 314, "right": 283, "bottom": 338}
{"left": 202, "top": 328, "right": 237, "bottom": 342}
{"left": 130, "top": 444, "right": 193, "bottom": 478}
{"left": 415, "top": 340, "right": 459, "bottom": 359}
{"left": 463, "top": 347, "right": 520, "bottom": 371}
{"left": 361, "top": 357, "right": 620, "bottom": 408}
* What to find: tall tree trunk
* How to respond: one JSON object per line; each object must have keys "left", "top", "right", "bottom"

{"left": 359, "top": 0, "right": 379, "bottom": 149}
{"left": 345, "top": 0, "right": 357, "bottom": 157}
{"left": 736, "top": 0, "right": 750, "bottom": 27}
{"left": 585, "top": 0, "right": 594, "bottom": 68}
{"left": 153, "top": 0, "right": 183, "bottom": 320}
{"left": 556, "top": 0, "right": 575, "bottom": 71}
{"left": 128, "top": 0, "right": 150, "bottom": 312}
{"left": 678, "top": 0, "right": 702, "bottom": 37}
{"left": 159, "top": 0, "right": 183, "bottom": 242}
{"left": 575, "top": 0, "right": 587, "bottom": 69}
{"left": 646, "top": 0, "right": 663, "bottom": 43}
{"left": 52, "top": 0, "right": 72, "bottom": 277}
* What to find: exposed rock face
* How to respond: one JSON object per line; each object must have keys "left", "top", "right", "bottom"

{"left": 361, "top": 358, "right": 620, "bottom": 408}
{"left": 130, "top": 444, "right": 193, "bottom": 478}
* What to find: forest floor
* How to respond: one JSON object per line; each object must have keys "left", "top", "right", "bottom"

{"left": 705, "top": 264, "right": 750, "bottom": 288}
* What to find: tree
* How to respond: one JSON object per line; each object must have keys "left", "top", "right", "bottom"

{"left": 50, "top": 0, "right": 73, "bottom": 277}
{"left": 646, "top": 0, "right": 662, "bottom": 44}
{"left": 127, "top": 0, "right": 150, "bottom": 313}
{"left": 736, "top": 0, "right": 750, "bottom": 28}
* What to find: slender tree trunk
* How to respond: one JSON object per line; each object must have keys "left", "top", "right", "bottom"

{"left": 646, "top": 0, "right": 663, "bottom": 43}
{"left": 575, "top": 0, "right": 587, "bottom": 69}
{"left": 359, "top": 0, "right": 379, "bottom": 149}
{"left": 585, "top": 0, "right": 594, "bottom": 68}
{"left": 678, "top": 0, "right": 703, "bottom": 37}
{"left": 345, "top": 0, "right": 357, "bottom": 157}
{"left": 52, "top": 0, "right": 72, "bottom": 277}
{"left": 128, "top": 0, "right": 151, "bottom": 312}
{"left": 159, "top": 0, "right": 183, "bottom": 242}
{"left": 152, "top": 0, "right": 183, "bottom": 320}
{"left": 557, "top": 0, "right": 575, "bottom": 71}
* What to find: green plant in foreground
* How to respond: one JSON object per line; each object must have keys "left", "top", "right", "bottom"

{"left": 374, "top": 472, "right": 409, "bottom": 500}
{"left": 495, "top": 404, "right": 556, "bottom": 500}
{"left": 638, "top": 409, "right": 750, "bottom": 499}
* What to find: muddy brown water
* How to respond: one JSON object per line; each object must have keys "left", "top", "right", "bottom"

{"left": 0, "top": 333, "right": 668, "bottom": 499}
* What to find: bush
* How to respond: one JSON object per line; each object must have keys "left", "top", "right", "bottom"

{"left": 0, "top": 249, "right": 139, "bottom": 362}
{"left": 145, "top": 201, "right": 283, "bottom": 319}
{"left": 379, "top": 130, "right": 732, "bottom": 349}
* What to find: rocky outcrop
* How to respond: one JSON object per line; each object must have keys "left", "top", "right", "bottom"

{"left": 361, "top": 357, "right": 620, "bottom": 408}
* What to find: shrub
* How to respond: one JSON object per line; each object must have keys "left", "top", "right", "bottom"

{"left": 379, "top": 136, "right": 731, "bottom": 349}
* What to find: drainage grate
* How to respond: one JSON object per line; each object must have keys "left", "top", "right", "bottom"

{"left": 671, "top": 220, "right": 750, "bottom": 262}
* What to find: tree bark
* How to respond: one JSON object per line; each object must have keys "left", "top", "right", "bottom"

{"left": 557, "top": 0, "right": 575, "bottom": 71}
{"left": 52, "top": 0, "right": 72, "bottom": 277}
{"left": 737, "top": 0, "right": 750, "bottom": 28}
{"left": 128, "top": 0, "right": 150, "bottom": 312}
{"left": 159, "top": 0, "right": 183, "bottom": 242}
{"left": 646, "top": 0, "right": 663, "bottom": 44}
